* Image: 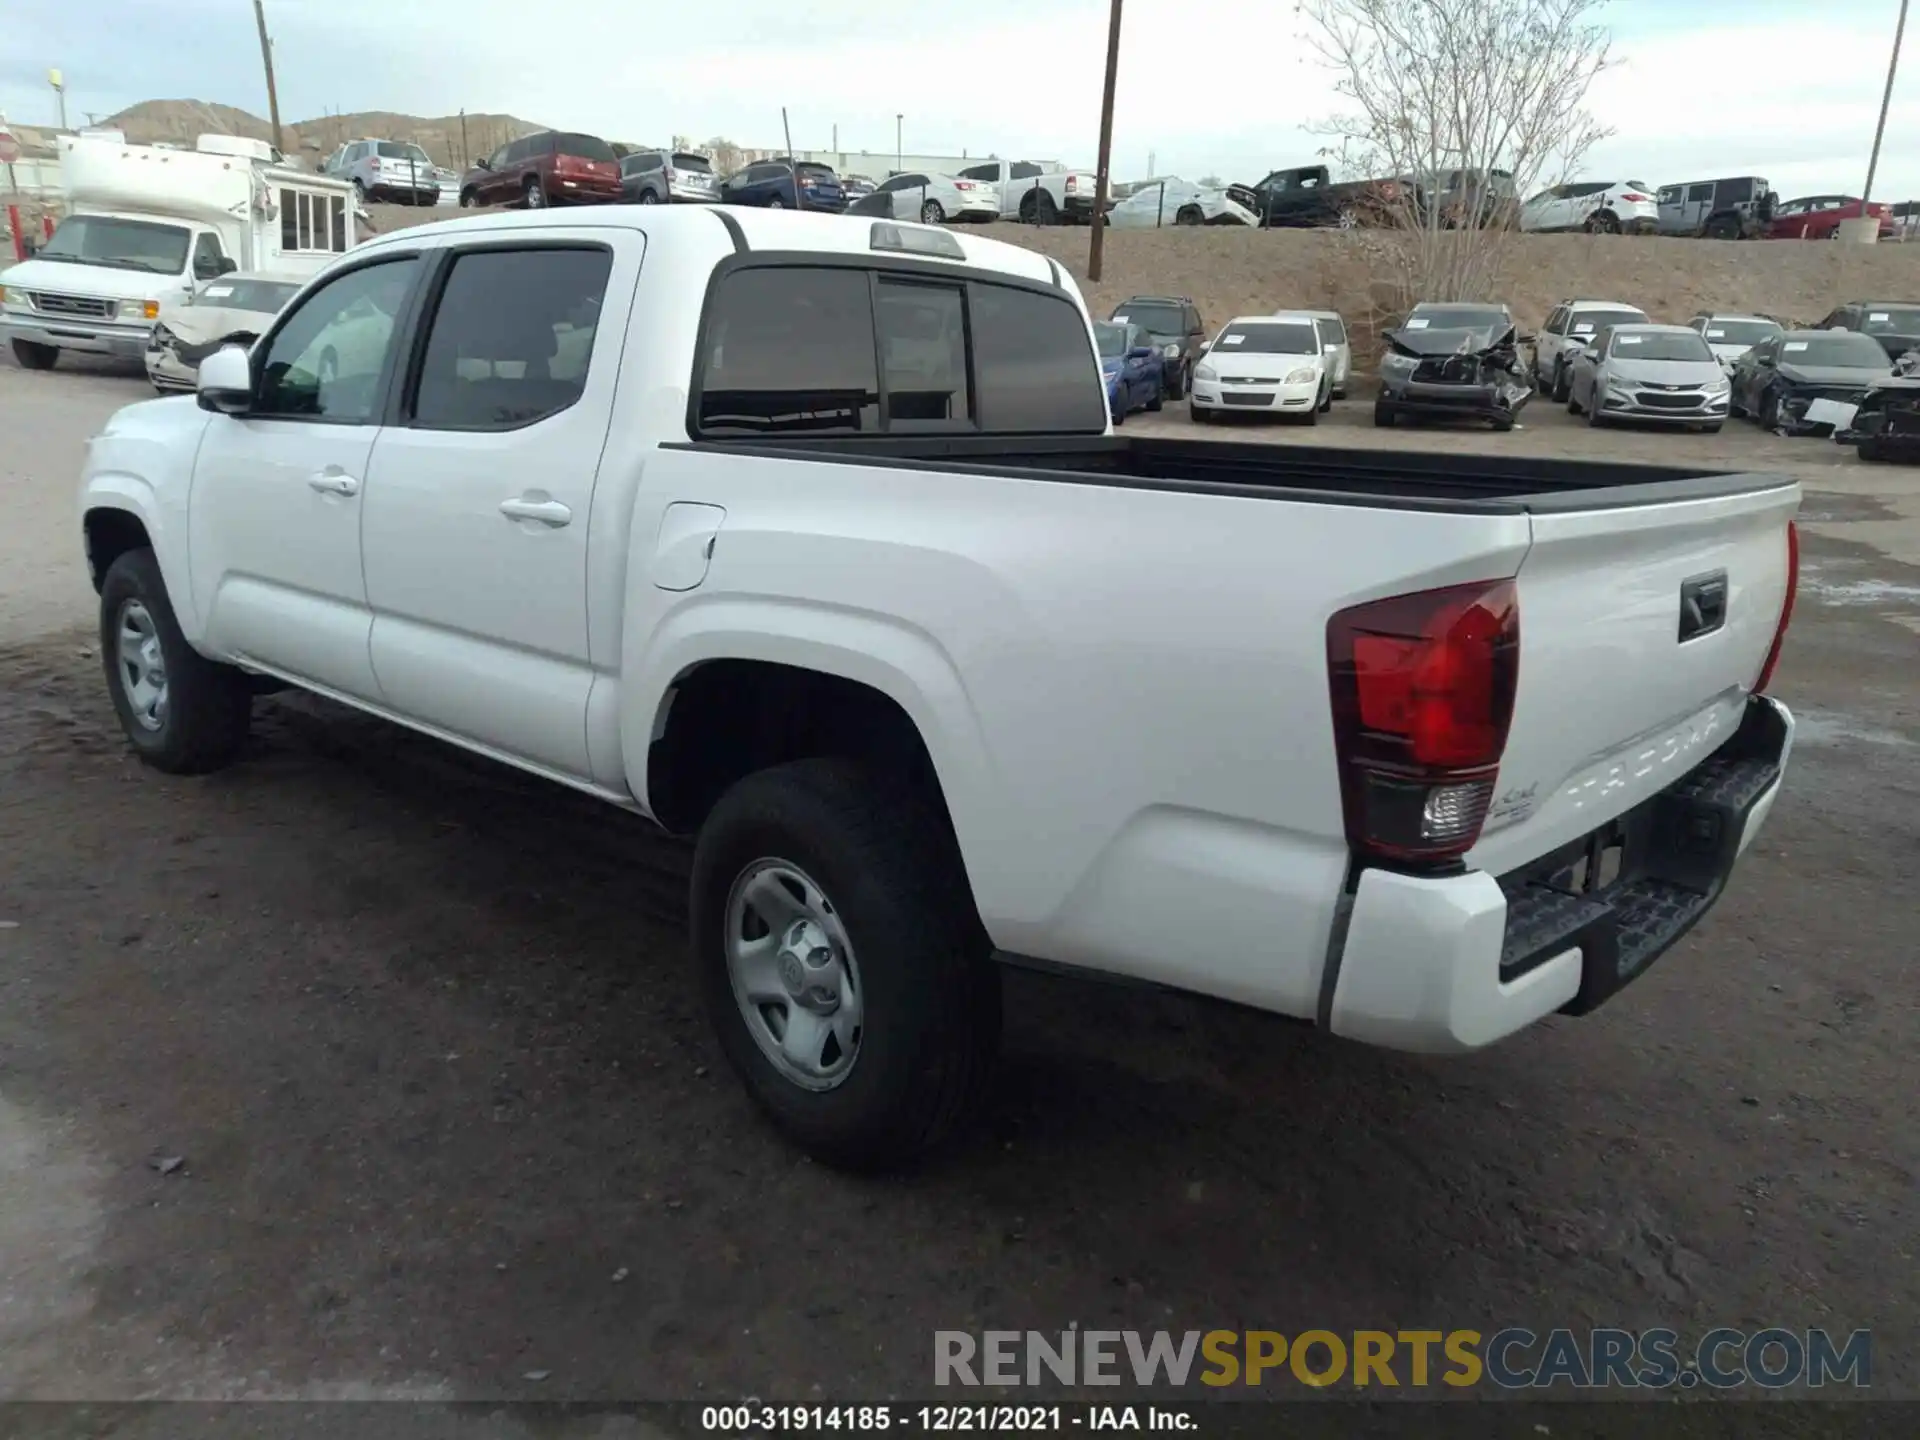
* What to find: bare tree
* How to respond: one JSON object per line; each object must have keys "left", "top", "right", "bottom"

{"left": 1301, "top": 0, "right": 1614, "bottom": 305}
{"left": 704, "top": 136, "right": 743, "bottom": 174}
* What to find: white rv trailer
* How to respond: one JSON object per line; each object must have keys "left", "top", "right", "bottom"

{"left": 0, "top": 132, "right": 357, "bottom": 371}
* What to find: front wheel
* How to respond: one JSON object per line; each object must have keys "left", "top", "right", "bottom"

{"left": 459, "top": 187, "right": 478, "bottom": 209}
{"left": 1550, "top": 362, "right": 1571, "bottom": 403}
{"left": 9, "top": 338, "right": 58, "bottom": 370}
{"left": 691, "top": 759, "right": 1001, "bottom": 1171}
{"left": 638, "top": 190, "right": 659, "bottom": 205}
{"left": 99, "top": 549, "right": 251, "bottom": 774}
{"left": 523, "top": 177, "right": 546, "bottom": 209}
{"left": 1373, "top": 400, "right": 1396, "bottom": 428}
{"left": 1760, "top": 390, "right": 1781, "bottom": 430}
{"left": 1190, "top": 403, "right": 1210, "bottom": 424}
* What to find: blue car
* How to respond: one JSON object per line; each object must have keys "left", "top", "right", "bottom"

{"left": 1094, "top": 320, "right": 1165, "bottom": 424}
{"left": 716, "top": 158, "right": 849, "bottom": 212}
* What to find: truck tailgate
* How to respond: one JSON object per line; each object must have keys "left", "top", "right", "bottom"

{"left": 1468, "top": 480, "right": 1800, "bottom": 877}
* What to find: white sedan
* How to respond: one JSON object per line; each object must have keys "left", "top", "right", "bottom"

{"left": 1190, "top": 313, "right": 1332, "bottom": 424}
{"left": 1108, "top": 177, "right": 1256, "bottom": 228}
{"left": 145, "top": 272, "right": 305, "bottom": 393}
{"left": 871, "top": 171, "right": 999, "bottom": 224}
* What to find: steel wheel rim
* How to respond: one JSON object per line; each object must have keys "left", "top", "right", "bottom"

{"left": 724, "top": 859, "right": 864, "bottom": 1092}
{"left": 115, "top": 599, "right": 169, "bottom": 733}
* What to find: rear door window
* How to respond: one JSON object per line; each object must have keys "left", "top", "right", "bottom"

{"left": 1686, "top": 182, "right": 1712, "bottom": 203}
{"left": 411, "top": 246, "right": 613, "bottom": 431}
{"left": 966, "top": 281, "right": 1106, "bottom": 432}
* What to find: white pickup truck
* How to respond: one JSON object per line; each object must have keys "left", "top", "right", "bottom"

{"left": 953, "top": 159, "right": 1104, "bottom": 224}
{"left": 78, "top": 206, "right": 1801, "bottom": 1170}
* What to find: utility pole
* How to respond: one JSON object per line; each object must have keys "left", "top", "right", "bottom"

{"left": 895, "top": 114, "right": 903, "bottom": 173}
{"left": 1087, "top": 0, "right": 1123, "bottom": 281}
{"left": 49, "top": 70, "right": 67, "bottom": 131}
{"left": 1864, "top": 0, "right": 1910, "bottom": 209}
{"left": 252, "top": 0, "right": 286, "bottom": 157}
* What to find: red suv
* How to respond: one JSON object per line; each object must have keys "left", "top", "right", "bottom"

{"left": 459, "top": 131, "right": 622, "bottom": 209}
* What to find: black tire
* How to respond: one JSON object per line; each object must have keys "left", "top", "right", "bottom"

{"left": 1550, "top": 361, "right": 1571, "bottom": 403}
{"left": 1190, "top": 403, "right": 1210, "bottom": 424}
{"left": 638, "top": 190, "right": 660, "bottom": 204}
{"left": 1705, "top": 215, "right": 1739, "bottom": 240}
{"left": 459, "top": 187, "right": 478, "bottom": 209}
{"left": 691, "top": 759, "right": 1000, "bottom": 1171}
{"left": 1175, "top": 206, "right": 1204, "bottom": 227}
{"left": 523, "top": 176, "right": 545, "bottom": 209}
{"left": 10, "top": 338, "right": 58, "bottom": 370}
{"left": 1491, "top": 416, "right": 1516, "bottom": 432}
{"left": 1302, "top": 399, "right": 1320, "bottom": 426}
{"left": 1586, "top": 398, "right": 1607, "bottom": 428}
{"left": 1729, "top": 386, "right": 1747, "bottom": 418}
{"left": 1373, "top": 399, "right": 1395, "bottom": 428}
{"left": 1858, "top": 438, "right": 1890, "bottom": 462}
{"left": 1112, "top": 407, "right": 1125, "bottom": 426}
{"left": 920, "top": 199, "right": 945, "bottom": 225}
{"left": 1165, "top": 363, "right": 1185, "bottom": 402}
{"left": 1567, "top": 384, "right": 1583, "bottom": 415}
{"left": 1147, "top": 381, "right": 1163, "bottom": 412}
{"left": 99, "top": 548, "right": 251, "bottom": 775}
{"left": 1699, "top": 423, "right": 1724, "bottom": 435}
{"left": 1760, "top": 390, "right": 1781, "bottom": 430}
{"left": 1020, "top": 190, "right": 1058, "bottom": 225}
{"left": 1318, "top": 382, "right": 1333, "bottom": 413}
{"left": 1585, "top": 210, "right": 1621, "bottom": 234}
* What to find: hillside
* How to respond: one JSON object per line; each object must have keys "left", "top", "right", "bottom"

{"left": 98, "top": 100, "right": 544, "bottom": 171}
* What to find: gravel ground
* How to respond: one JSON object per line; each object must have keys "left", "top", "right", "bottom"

{"left": 0, "top": 353, "right": 1916, "bottom": 1417}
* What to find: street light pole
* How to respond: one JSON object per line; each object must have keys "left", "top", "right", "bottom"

{"left": 896, "top": 114, "right": 903, "bottom": 173}
{"left": 1087, "top": 0, "right": 1123, "bottom": 281}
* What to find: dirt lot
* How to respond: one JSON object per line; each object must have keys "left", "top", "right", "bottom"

{"left": 359, "top": 201, "right": 1920, "bottom": 346}
{"left": 2, "top": 339, "right": 1918, "bottom": 1419}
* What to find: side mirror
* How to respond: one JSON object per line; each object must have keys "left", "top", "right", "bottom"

{"left": 218, "top": 257, "right": 238, "bottom": 276}
{"left": 474, "top": 157, "right": 491, "bottom": 171}
{"left": 1198, "top": 340, "right": 1212, "bottom": 354}
{"left": 196, "top": 345, "right": 254, "bottom": 414}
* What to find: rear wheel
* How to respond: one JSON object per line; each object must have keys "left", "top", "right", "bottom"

{"left": 1566, "top": 383, "right": 1583, "bottom": 415}
{"left": 921, "top": 199, "right": 945, "bottom": 225}
{"left": 769, "top": 195, "right": 785, "bottom": 209}
{"left": 1147, "top": 381, "right": 1163, "bottom": 412}
{"left": 523, "top": 176, "right": 546, "bottom": 209}
{"left": 99, "top": 548, "right": 251, "bottom": 774}
{"left": 638, "top": 190, "right": 660, "bottom": 205}
{"left": 1491, "top": 416, "right": 1516, "bottom": 432}
{"left": 1175, "top": 205, "right": 1204, "bottom": 227}
{"left": 9, "top": 338, "right": 58, "bottom": 370}
{"left": 1705, "top": 214, "right": 1739, "bottom": 240}
{"left": 1373, "top": 399, "right": 1395, "bottom": 428}
{"left": 1585, "top": 210, "right": 1621, "bottom": 234}
{"left": 691, "top": 759, "right": 1001, "bottom": 1171}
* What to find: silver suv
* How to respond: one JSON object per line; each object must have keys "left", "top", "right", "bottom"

{"left": 618, "top": 149, "right": 719, "bottom": 205}
{"left": 327, "top": 139, "right": 440, "bottom": 206}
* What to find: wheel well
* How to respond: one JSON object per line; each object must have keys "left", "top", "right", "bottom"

{"left": 647, "top": 660, "right": 952, "bottom": 839}
{"left": 83, "top": 509, "right": 152, "bottom": 593}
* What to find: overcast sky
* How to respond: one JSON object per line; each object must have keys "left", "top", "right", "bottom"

{"left": 4, "top": 0, "right": 1917, "bottom": 198}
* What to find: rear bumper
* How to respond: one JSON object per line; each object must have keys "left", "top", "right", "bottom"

{"left": 551, "top": 178, "right": 623, "bottom": 204}
{"left": 1328, "top": 695, "right": 1793, "bottom": 1053}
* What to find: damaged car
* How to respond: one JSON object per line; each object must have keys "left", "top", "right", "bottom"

{"left": 1728, "top": 328, "right": 1894, "bottom": 435}
{"left": 145, "top": 272, "right": 303, "bottom": 394}
{"left": 1834, "top": 349, "right": 1920, "bottom": 462}
{"left": 1372, "top": 301, "right": 1532, "bottom": 430}
{"left": 1107, "top": 177, "right": 1257, "bottom": 228}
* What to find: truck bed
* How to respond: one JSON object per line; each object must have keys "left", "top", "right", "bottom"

{"left": 682, "top": 434, "right": 1789, "bottom": 513}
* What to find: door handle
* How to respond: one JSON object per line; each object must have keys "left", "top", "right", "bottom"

{"left": 308, "top": 470, "right": 360, "bottom": 496}
{"left": 499, "top": 497, "right": 573, "bottom": 527}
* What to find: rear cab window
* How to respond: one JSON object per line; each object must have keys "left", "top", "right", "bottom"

{"left": 693, "top": 262, "right": 1107, "bottom": 437}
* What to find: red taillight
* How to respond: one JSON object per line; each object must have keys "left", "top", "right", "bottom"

{"left": 1327, "top": 579, "right": 1520, "bottom": 866}
{"left": 1621, "top": 191, "right": 1650, "bottom": 202}
{"left": 1753, "top": 521, "right": 1799, "bottom": 694}
{"left": 663, "top": 166, "right": 676, "bottom": 182}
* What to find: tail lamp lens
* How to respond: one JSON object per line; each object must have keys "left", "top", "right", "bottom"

{"left": 1753, "top": 521, "right": 1799, "bottom": 694}
{"left": 1327, "top": 579, "right": 1520, "bottom": 865}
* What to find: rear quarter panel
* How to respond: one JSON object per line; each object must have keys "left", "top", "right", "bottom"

{"left": 620, "top": 447, "right": 1534, "bottom": 1018}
